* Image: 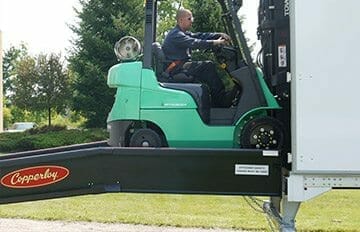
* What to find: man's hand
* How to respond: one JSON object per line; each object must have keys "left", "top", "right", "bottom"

{"left": 212, "top": 37, "right": 227, "bottom": 46}
{"left": 219, "top": 33, "right": 231, "bottom": 42}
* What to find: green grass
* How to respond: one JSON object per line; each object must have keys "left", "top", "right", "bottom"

{"left": 0, "top": 190, "right": 359, "bottom": 231}
{"left": 296, "top": 190, "right": 360, "bottom": 231}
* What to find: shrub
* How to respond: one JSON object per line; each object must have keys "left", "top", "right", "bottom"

{"left": 28, "top": 125, "right": 67, "bottom": 135}
{"left": 0, "top": 128, "right": 108, "bottom": 153}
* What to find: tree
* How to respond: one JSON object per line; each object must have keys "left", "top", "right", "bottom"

{"left": 35, "top": 54, "right": 71, "bottom": 126}
{"left": 10, "top": 54, "right": 70, "bottom": 126}
{"left": 3, "top": 45, "right": 45, "bottom": 126}
{"left": 188, "top": 0, "right": 223, "bottom": 33}
{"left": 69, "top": 0, "right": 144, "bottom": 128}
{"left": 11, "top": 55, "right": 38, "bottom": 111}
{"left": 157, "top": 1, "right": 179, "bottom": 42}
{"left": 2, "top": 44, "right": 28, "bottom": 100}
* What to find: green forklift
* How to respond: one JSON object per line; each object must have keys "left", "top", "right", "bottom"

{"left": 107, "top": 0, "right": 284, "bottom": 149}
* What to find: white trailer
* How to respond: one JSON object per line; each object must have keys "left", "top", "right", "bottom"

{"left": 264, "top": 0, "right": 360, "bottom": 230}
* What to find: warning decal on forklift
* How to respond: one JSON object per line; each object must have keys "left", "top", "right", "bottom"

{"left": 278, "top": 45, "right": 287, "bottom": 67}
{"left": 1, "top": 165, "right": 70, "bottom": 189}
{"left": 235, "top": 164, "right": 269, "bottom": 176}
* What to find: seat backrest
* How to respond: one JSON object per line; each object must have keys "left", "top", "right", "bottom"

{"left": 152, "top": 42, "right": 166, "bottom": 62}
{"left": 152, "top": 42, "right": 166, "bottom": 78}
{"left": 152, "top": 42, "right": 194, "bottom": 83}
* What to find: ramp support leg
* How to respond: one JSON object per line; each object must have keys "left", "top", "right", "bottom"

{"left": 280, "top": 196, "right": 300, "bottom": 232}
{"left": 263, "top": 196, "right": 300, "bottom": 232}
{"left": 270, "top": 196, "right": 281, "bottom": 212}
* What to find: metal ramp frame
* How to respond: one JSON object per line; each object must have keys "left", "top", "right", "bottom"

{"left": 0, "top": 145, "right": 282, "bottom": 204}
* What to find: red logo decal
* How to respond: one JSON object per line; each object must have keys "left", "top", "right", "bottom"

{"left": 1, "top": 166, "right": 69, "bottom": 189}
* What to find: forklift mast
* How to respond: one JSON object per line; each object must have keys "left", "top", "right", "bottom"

{"left": 143, "top": 0, "right": 157, "bottom": 69}
{"left": 258, "top": 0, "right": 291, "bottom": 155}
{"left": 220, "top": 0, "right": 267, "bottom": 107}
{"left": 258, "top": 0, "right": 290, "bottom": 86}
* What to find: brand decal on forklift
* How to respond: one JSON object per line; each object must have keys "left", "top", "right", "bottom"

{"left": 284, "top": 0, "right": 290, "bottom": 16}
{"left": 235, "top": 164, "right": 269, "bottom": 176}
{"left": 0, "top": 166, "right": 69, "bottom": 189}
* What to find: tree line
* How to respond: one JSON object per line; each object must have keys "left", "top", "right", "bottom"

{"left": 2, "top": 0, "right": 231, "bottom": 129}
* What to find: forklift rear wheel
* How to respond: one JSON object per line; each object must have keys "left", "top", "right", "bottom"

{"left": 240, "top": 116, "right": 284, "bottom": 150}
{"left": 129, "top": 128, "right": 162, "bottom": 147}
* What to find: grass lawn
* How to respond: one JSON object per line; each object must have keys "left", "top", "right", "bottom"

{"left": 0, "top": 190, "right": 359, "bottom": 231}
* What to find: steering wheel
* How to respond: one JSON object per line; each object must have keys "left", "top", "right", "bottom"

{"left": 212, "top": 45, "right": 237, "bottom": 64}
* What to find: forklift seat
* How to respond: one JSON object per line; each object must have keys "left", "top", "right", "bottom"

{"left": 160, "top": 82, "right": 211, "bottom": 124}
{"left": 152, "top": 42, "right": 211, "bottom": 123}
{"left": 152, "top": 42, "right": 194, "bottom": 83}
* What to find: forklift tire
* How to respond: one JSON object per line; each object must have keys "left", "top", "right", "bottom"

{"left": 240, "top": 116, "right": 284, "bottom": 150}
{"left": 129, "top": 128, "right": 162, "bottom": 147}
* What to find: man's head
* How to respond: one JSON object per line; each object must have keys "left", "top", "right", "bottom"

{"left": 176, "top": 8, "right": 193, "bottom": 31}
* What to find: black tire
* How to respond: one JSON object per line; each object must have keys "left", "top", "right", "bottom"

{"left": 129, "top": 128, "right": 162, "bottom": 147}
{"left": 240, "top": 116, "right": 284, "bottom": 150}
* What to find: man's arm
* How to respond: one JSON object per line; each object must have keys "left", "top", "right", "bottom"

{"left": 172, "top": 31, "right": 229, "bottom": 49}
{"left": 172, "top": 31, "right": 214, "bottom": 49}
{"left": 190, "top": 32, "right": 231, "bottom": 42}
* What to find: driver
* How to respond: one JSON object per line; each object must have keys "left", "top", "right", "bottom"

{"left": 162, "top": 8, "right": 237, "bottom": 107}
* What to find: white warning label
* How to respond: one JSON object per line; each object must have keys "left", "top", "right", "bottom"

{"left": 235, "top": 164, "right": 269, "bottom": 176}
{"left": 278, "top": 45, "right": 287, "bottom": 67}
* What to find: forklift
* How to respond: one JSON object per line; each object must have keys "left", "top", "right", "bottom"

{"left": 107, "top": 0, "right": 288, "bottom": 152}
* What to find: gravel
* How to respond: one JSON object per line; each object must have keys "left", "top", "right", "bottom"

{"left": 0, "top": 218, "right": 247, "bottom": 232}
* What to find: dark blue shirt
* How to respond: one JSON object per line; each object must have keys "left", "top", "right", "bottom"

{"left": 162, "top": 25, "right": 221, "bottom": 62}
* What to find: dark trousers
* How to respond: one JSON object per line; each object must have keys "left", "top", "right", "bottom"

{"left": 180, "top": 61, "right": 226, "bottom": 107}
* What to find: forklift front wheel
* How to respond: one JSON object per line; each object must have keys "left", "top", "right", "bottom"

{"left": 129, "top": 128, "right": 162, "bottom": 147}
{"left": 240, "top": 116, "right": 284, "bottom": 150}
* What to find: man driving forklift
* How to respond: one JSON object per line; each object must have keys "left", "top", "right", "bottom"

{"left": 162, "top": 8, "right": 239, "bottom": 107}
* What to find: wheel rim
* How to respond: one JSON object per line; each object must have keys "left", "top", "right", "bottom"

{"left": 129, "top": 128, "right": 162, "bottom": 147}
{"left": 250, "top": 125, "right": 278, "bottom": 149}
{"left": 240, "top": 116, "right": 284, "bottom": 150}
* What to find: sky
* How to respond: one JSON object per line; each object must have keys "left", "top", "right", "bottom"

{"left": 0, "top": 0, "right": 81, "bottom": 55}
{"left": 0, "top": 0, "right": 259, "bottom": 56}
{"left": 241, "top": 1, "right": 261, "bottom": 56}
